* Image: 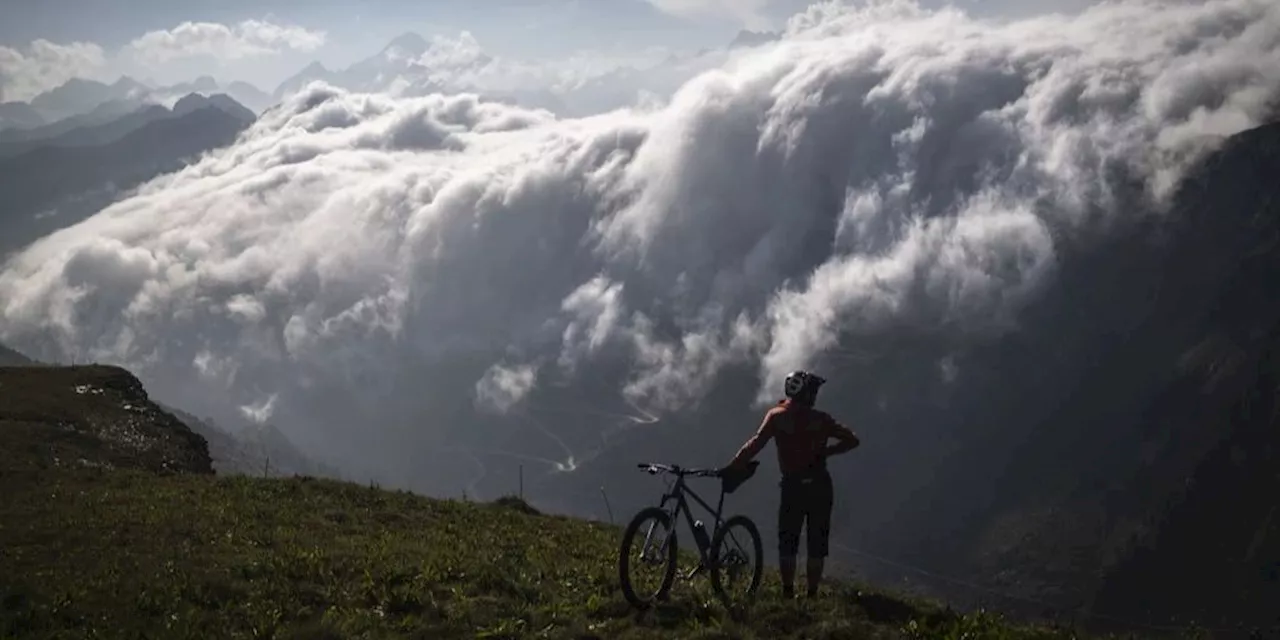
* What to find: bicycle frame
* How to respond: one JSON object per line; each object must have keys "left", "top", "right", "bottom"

{"left": 648, "top": 472, "right": 728, "bottom": 577}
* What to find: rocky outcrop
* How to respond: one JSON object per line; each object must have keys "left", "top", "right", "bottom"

{"left": 0, "top": 364, "right": 213, "bottom": 475}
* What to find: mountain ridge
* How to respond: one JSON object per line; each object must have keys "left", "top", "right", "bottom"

{"left": 1, "top": 77, "right": 273, "bottom": 134}
{"left": 0, "top": 101, "right": 255, "bottom": 258}
{"left": 28, "top": 76, "right": 151, "bottom": 122}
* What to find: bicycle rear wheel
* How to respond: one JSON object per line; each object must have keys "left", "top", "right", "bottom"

{"left": 618, "top": 506, "right": 678, "bottom": 608}
{"left": 709, "top": 514, "right": 763, "bottom": 610}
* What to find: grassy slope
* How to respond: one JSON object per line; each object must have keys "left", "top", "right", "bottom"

{"left": 0, "top": 363, "right": 1140, "bottom": 639}
{"left": 1, "top": 471, "right": 1101, "bottom": 640}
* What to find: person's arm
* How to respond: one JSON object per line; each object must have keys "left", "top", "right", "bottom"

{"left": 726, "top": 411, "right": 776, "bottom": 469}
{"left": 823, "top": 415, "right": 860, "bottom": 458}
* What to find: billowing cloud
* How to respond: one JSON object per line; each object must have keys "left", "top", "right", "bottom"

{"left": 1, "top": 0, "right": 1277, "bottom": 484}
{"left": 0, "top": 39, "right": 108, "bottom": 102}
{"left": 127, "top": 19, "right": 326, "bottom": 64}
{"left": 476, "top": 363, "right": 540, "bottom": 414}
{"left": 558, "top": 276, "right": 627, "bottom": 373}
{"left": 321, "top": 30, "right": 726, "bottom": 117}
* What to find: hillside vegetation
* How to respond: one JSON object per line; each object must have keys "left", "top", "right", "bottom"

{"left": 0, "top": 362, "right": 1134, "bottom": 639}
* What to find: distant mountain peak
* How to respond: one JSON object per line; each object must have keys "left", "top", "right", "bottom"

{"left": 60, "top": 77, "right": 107, "bottom": 90}
{"left": 173, "top": 92, "right": 209, "bottom": 111}
{"left": 728, "top": 29, "right": 780, "bottom": 49}
{"left": 109, "top": 76, "right": 151, "bottom": 96}
{"left": 192, "top": 75, "right": 220, "bottom": 91}
{"left": 272, "top": 61, "right": 335, "bottom": 99}
{"left": 172, "top": 92, "right": 255, "bottom": 124}
{"left": 384, "top": 32, "right": 429, "bottom": 56}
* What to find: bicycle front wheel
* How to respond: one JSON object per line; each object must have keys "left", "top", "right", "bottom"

{"left": 709, "top": 514, "right": 763, "bottom": 610}
{"left": 618, "top": 506, "right": 678, "bottom": 608}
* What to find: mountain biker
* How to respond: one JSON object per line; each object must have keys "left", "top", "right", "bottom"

{"left": 723, "top": 369, "right": 860, "bottom": 599}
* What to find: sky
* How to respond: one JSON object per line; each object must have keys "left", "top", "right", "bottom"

{"left": 0, "top": 0, "right": 1104, "bottom": 100}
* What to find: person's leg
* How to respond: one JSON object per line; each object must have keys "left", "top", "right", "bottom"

{"left": 779, "top": 555, "right": 797, "bottom": 599}
{"left": 777, "top": 479, "right": 803, "bottom": 598}
{"left": 805, "top": 473, "right": 835, "bottom": 597}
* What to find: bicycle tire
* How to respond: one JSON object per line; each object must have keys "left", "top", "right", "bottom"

{"left": 709, "top": 514, "right": 764, "bottom": 610}
{"left": 618, "top": 506, "right": 678, "bottom": 608}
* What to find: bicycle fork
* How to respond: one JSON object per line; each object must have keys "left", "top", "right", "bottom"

{"left": 637, "top": 499, "right": 677, "bottom": 566}
{"left": 639, "top": 493, "right": 720, "bottom": 582}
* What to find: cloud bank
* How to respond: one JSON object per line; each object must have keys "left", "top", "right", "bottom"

{"left": 0, "top": 39, "right": 108, "bottom": 102}
{"left": 127, "top": 19, "right": 327, "bottom": 64}
{"left": 0, "top": 19, "right": 325, "bottom": 104}
{"left": 284, "top": 29, "right": 727, "bottom": 118}
{"left": 1, "top": 0, "right": 1277, "bottom": 481}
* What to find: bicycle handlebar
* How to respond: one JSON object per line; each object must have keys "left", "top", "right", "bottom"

{"left": 636, "top": 462, "right": 719, "bottom": 477}
{"left": 636, "top": 460, "right": 759, "bottom": 478}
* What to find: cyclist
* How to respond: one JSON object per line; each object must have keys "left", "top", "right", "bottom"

{"left": 723, "top": 369, "right": 860, "bottom": 599}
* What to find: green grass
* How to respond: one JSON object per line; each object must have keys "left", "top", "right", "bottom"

{"left": 0, "top": 363, "right": 1141, "bottom": 639}
{"left": 0, "top": 463, "right": 1122, "bottom": 640}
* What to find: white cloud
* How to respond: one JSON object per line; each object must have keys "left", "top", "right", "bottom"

{"left": 558, "top": 275, "right": 627, "bottom": 373}
{"left": 240, "top": 393, "right": 279, "bottom": 424}
{"left": 127, "top": 19, "right": 326, "bottom": 65}
{"left": 299, "top": 29, "right": 725, "bottom": 118}
{"left": 0, "top": 39, "right": 108, "bottom": 102}
{"left": 476, "top": 363, "right": 540, "bottom": 414}
{"left": 0, "top": 0, "right": 1277, "bottom": 477}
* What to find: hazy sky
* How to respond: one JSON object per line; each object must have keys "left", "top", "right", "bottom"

{"left": 0, "top": 0, "right": 1102, "bottom": 98}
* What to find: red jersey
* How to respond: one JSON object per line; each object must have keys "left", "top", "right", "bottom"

{"left": 730, "top": 399, "right": 858, "bottom": 477}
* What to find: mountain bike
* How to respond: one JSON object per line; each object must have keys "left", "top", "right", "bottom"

{"left": 618, "top": 460, "right": 764, "bottom": 611}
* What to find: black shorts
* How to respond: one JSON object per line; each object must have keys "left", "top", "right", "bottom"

{"left": 777, "top": 469, "right": 833, "bottom": 559}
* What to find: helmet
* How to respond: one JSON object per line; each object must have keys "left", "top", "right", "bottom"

{"left": 783, "top": 370, "right": 826, "bottom": 398}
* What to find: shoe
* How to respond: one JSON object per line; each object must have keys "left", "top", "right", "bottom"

{"left": 782, "top": 586, "right": 796, "bottom": 600}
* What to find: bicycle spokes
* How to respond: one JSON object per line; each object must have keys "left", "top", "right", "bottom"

{"left": 639, "top": 519, "right": 670, "bottom": 564}
{"left": 709, "top": 516, "right": 763, "bottom": 609}
{"left": 624, "top": 511, "right": 675, "bottom": 602}
{"left": 717, "top": 539, "right": 749, "bottom": 590}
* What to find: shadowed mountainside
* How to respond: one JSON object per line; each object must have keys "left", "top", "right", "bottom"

{"left": 0, "top": 93, "right": 253, "bottom": 161}
{"left": 0, "top": 102, "right": 44, "bottom": 130}
{"left": 821, "top": 119, "right": 1280, "bottom": 629}
{"left": 0, "top": 97, "right": 150, "bottom": 146}
{"left": 161, "top": 403, "right": 345, "bottom": 480}
{"left": 1085, "top": 121, "right": 1280, "bottom": 629}
{"left": 0, "top": 343, "right": 34, "bottom": 367}
{"left": 0, "top": 102, "right": 254, "bottom": 258}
